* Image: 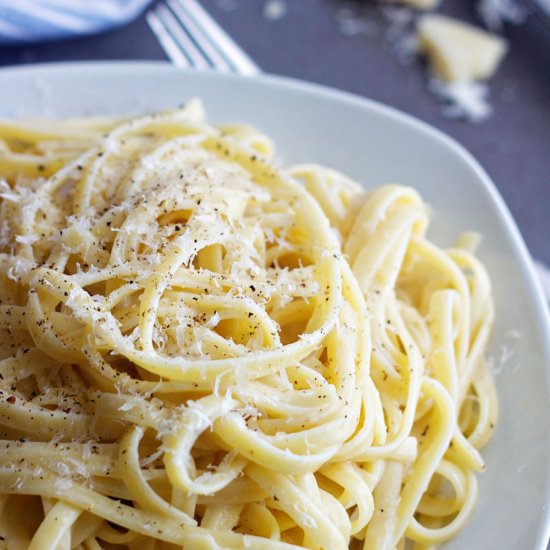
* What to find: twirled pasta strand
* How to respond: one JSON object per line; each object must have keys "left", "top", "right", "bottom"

{"left": 0, "top": 101, "right": 497, "bottom": 549}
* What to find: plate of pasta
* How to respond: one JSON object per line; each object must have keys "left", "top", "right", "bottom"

{"left": 0, "top": 62, "right": 549, "bottom": 550}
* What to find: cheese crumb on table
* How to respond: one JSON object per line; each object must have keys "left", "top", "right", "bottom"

{"left": 427, "top": 79, "right": 492, "bottom": 123}
{"left": 476, "top": 0, "right": 529, "bottom": 31}
{"left": 262, "top": 0, "right": 287, "bottom": 22}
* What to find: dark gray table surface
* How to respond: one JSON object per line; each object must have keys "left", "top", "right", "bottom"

{"left": 0, "top": 0, "right": 548, "bottom": 264}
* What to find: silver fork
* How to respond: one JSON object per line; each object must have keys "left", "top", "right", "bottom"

{"left": 147, "top": 0, "right": 261, "bottom": 76}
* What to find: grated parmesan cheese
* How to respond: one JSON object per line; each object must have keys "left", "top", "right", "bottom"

{"left": 336, "top": 5, "right": 378, "bottom": 36}
{"left": 380, "top": 7, "right": 419, "bottom": 65}
{"left": 6, "top": 257, "right": 36, "bottom": 281}
{"left": 0, "top": 179, "right": 20, "bottom": 203}
{"left": 477, "top": 0, "right": 529, "bottom": 31}
{"left": 486, "top": 343, "right": 517, "bottom": 375}
{"left": 15, "top": 233, "right": 39, "bottom": 245}
{"left": 427, "top": 79, "right": 493, "bottom": 123}
{"left": 262, "top": 0, "right": 287, "bottom": 21}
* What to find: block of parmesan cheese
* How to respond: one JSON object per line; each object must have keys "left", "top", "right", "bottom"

{"left": 417, "top": 14, "right": 508, "bottom": 82}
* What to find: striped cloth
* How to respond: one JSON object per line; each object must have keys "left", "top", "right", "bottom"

{"left": 0, "top": 0, "right": 153, "bottom": 44}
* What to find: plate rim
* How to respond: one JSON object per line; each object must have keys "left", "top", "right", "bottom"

{"left": 1, "top": 60, "right": 549, "bottom": 548}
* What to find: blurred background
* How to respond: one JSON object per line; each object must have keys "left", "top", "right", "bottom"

{"left": 0, "top": 0, "right": 549, "bottom": 276}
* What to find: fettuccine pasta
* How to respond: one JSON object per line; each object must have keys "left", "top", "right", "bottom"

{"left": 0, "top": 101, "right": 497, "bottom": 549}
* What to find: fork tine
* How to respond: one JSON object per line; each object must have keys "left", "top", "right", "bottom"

{"left": 167, "top": 0, "right": 233, "bottom": 73}
{"left": 146, "top": 11, "right": 191, "bottom": 69}
{"left": 155, "top": 4, "right": 211, "bottom": 71}
{"left": 173, "top": 0, "right": 261, "bottom": 76}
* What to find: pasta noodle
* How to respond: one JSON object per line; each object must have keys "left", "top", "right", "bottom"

{"left": 0, "top": 100, "right": 497, "bottom": 549}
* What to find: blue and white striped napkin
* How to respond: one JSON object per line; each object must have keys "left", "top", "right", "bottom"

{"left": 0, "top": 0, "right": 153, "bottom": 45}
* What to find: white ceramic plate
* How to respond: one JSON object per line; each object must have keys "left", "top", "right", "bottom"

{"left": 1, "top": 62, "right": 549, "bottom": 550}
